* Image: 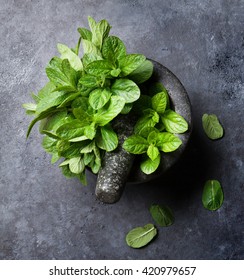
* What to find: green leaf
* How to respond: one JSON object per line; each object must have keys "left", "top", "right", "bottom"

{"left": 83, "top": 152, "right": 95, "bottom": 165}
{"left": 56, "top": 120, "right": 90, "bottom": 140}
{"left": 202, "top": 180, "right": 224, "bottom": 211}
{"left": 61, "top": 164, "right": 76, "bottom": 178}
{"left": 111, "top": 79, "right": 140, "bottom": 103}
{"left": 110, "top": 68, "right": 121, "bottom": 77}
{"left": 57, "top": 43, "right": 83, "bottom": 71}
{"left": 22, "top": 103, "right": 37, "bottom": 112}
{"left": 140, "top": 154, "right": 161, "bottom": 175}
{"left": 80, "top": 141, "right": 95, "bottom": 153}
{"left": 27, "top": 108, "right": 62, "bottom": 138}
{"left": 82, "top": 39, "right": 102, "bottom": 56}
{"left": 123, "top": 135, "right": 148, "bottom": 154}
{"left": 156, "top": 132, "right": 182, "bottom": 152}
{"left": 161, "top": 109, "right": 188, "bottom": 133}
{"left": 128, "top": 60, "right": 153, "bottom": 84}
{"left": 60, "top": 143, "right": 86, "bottom": 158}
{"left": 51, "top": 152, "right": 60, "bottom": 164}
{"left": 42, "top": 136, "right": 57, "bottom": 153}
{"left": 126, "top": 224, "right": 157, "bottom": 249}
{"left": 84, "top": 124, "right": 96, "bottom": 140}
{"left": 77, "top": 27, "right": 92, "bottom": 41}
{"left": 57, "top": 92, "right": 81, "bottom": 108}
{"left": 94, "top": 96, "right": 125, "bottom": 126}
{"left": 120, "top": 103, "right": 133, "bottom": 114}
{"left": 147, "top": 144, "right": 159, "bottom": 161}
{"left": 149, "top": 204, "right": 174, "bottom": 227}
{"left": 56, "top": 139, "right": 70, "bottom": 152}
{"left": 139, "top": 127, "right": 159, "bottom": 139}
{"left": 85, "top": 60, "right": 113, "bottom": 77}
{"left": 82, "top": 53, "right": 103, "bottom": 67}
{"left": 72, "top": 107, "right": 92, "bottom": 123}
{"left": 202, "top": 114, "right": 224, "bottom": 140}
{"left": 96, "top": 125, "right": 118, "bottom": 151}
{"left": 134, "top": 109, "right": 159, "bottom": 135}
{"left": 46, "top": 57, "right": 77, "bottom": 91}
{"left": 152, "top": 92, "right": 167, "bottom": 114}
{"left": 102, "top": 36, "right": 126, "bottom": 63}
{"left": 68, "top": 157, "right": 85, "bottom": 174}
{"left": 119, "top": 54, "right": 146, "bottom": 76}
{"left": 78, "top": 74, "right": 98, "bottom": 88}
{"left": 71, "top": 37, "right": 81, "bottom": 56}
{"left": 37, "top": 82, "right": 56, "bottom": 100}
{"left": 40, "top": 110, "right": 70, "bottom": 132}
{"left": 36, "top": 91, "right": 68, "bottom": 114}
{"left": 89, "top": 17, "right": 111, "bottom": 49}
{"left": 89, "top": 88, "right": 112, "bottom": 110}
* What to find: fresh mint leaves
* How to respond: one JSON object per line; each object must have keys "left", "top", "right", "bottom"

{"left": 123, "top": 81, "right": 188, "bottom": 175}
{"left": 24, "top": 16, "right": 157, "bottom": 183}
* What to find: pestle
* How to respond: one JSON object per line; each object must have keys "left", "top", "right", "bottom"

{"left": 95, "top": 113, "right": 136, "bottom": 203}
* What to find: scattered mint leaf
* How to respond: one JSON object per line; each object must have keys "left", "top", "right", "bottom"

{"left": 126, "top": 224, "right": 157, "bottom": 249}
{"left": 202, "top": 180, "right": 224, "bottom": 211}
{"left": 202, "top": 114, "right": 224, "bottom": 140}
{"left": 149, "top": 204, "right": 174, "bottom": 227}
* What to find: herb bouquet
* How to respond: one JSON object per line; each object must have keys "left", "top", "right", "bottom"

{"left": 23, "top": 17, "right": 189, "bottom": 203}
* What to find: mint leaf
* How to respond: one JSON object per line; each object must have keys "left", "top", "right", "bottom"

{"left": 77, "top": 27, "right": 92, "bottom": 41}
{"left": 147, "top": 144, "right": 159, "bottom": 161}
{"left": 37, "top": 82, "right": 56, "bottom": 100}
{"left": 120, "top": 103, "right": 133, "bottom": 114}
{"left": 85, "top": 60, "right": 113, "bottom": 77}
{"left": 128, "top": 60, "right": 153, "bottom": 84}
{"left": 57, "top": 43, "right": 83, "bottom": 71}
{"left": 36, "top": 91, "right": 68, "bottom": 114}
{"left": 152, "top": 92, "right": 167, "bottom": 114}
{"left": 161, "top": 109, "right": 188, "bottom": 133}
{"left": 202, "top": 180, "right": 224, "bottom": 211}
{"left": 123, "top": 135, "right": 148, "bottom": 154}
{"left": 96, "top": 125, "right": 118, "bottom": 152}
{"left": 89, "top": 17, "right": 111, "bottom": 49}
{"left": 149, "top": 204, "right": 174, "bottom": 227}
{"left": 102, "top": 36, "right": 126, "bottom": 63}
{"left": 22, "top": 103, "right": 37, "bottom": 112}
{"left": 134, "top": 109, "right": 159, "bottom": 135}
{"left": 119, "top": 54, "right": 146, "bottom": 76}
{"left": 126, "top": 224, "right": 157, "bottom": 249}
{"left": 56, "top": 120, "right": 90, "bottom": 140}
{"left": 78, "top": 74, "right": 98, "bottom": 88}
{"left": 82, "top": 53, "right": 103, "bottom": 67}
{"left": 89, "top": 88, "right": 112, "bottom": 110}
{"left": 140, "top": 154, "right": 161, "bottom": 175}
{"left": 82, "top": 39, "right": 102, "bottom": 56}
{"left": 202, "top": 114, "right": 224, "bottom": 140}
{"left": 46, "top": 57, "right": 78, "bottom": 91}
{"left": 94, "top": 96, "right": 125, "bottom": 126}
{"left": 156, "top": 132, "right": 182, "bottom": 152}
{"left": 111, "top": 79, "right": 140, "bottom": 103}
{"left": 68, "top": 157, "right": 85, "bottom": 174}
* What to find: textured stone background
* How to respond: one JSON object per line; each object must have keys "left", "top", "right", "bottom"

{"left": 0, "top": 0, "right": 243, "bottom": 259}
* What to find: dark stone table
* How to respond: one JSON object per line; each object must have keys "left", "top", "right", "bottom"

{"left": 0, "top": 0, "right": 243, "bottom": 259}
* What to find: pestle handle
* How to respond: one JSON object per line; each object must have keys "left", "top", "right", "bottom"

{"left": 95, "top": 114, "right": 136, "bottom": 203}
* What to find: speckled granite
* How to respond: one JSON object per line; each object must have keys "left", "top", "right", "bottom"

{"left": 0, "top": 0, "right": 243, "bottom": 260}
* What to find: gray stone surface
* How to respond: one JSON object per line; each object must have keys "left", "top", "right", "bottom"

{"left": 0, "top": 0, "right": 243, "bottom": 259}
